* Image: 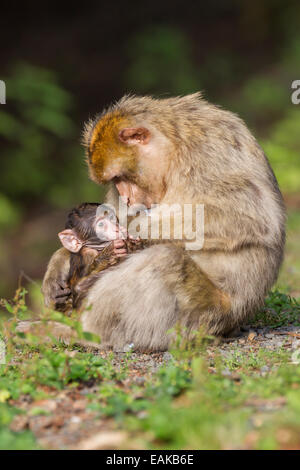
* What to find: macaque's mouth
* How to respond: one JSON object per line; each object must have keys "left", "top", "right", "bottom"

{"left": 113, "top": 177, "right": 133, "bottom": 206}
{"left": 111, "top": 177, "right": 153, "bottom": 209}
{"left": 112, "top": 176, "right": 124, "bottom": 184}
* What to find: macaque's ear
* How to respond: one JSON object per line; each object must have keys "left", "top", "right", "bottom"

{"left": 119, "top": 127, "right": 150, "bottom": 145}
{"left": 58, "top": 229, "right": 83, "bottom": 253}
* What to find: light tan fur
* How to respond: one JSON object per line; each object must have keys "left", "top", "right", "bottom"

{"left": 40, "top": 93, "right": 285, "bottom": 351}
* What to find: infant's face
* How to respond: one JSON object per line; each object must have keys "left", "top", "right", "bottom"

{"left": 94, "top": 215, "right": 126, "bottom": 242}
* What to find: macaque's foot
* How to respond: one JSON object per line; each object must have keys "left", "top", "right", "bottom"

{"left": 15, "top": 321, "right": 33, "bottom": 334}
{"left": 16, "top": 320, "right": 105, "bottom": 351}
{"left": 128, "top": 236, "right": 143, "bottom": 252}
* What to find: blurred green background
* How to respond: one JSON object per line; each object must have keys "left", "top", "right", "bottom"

{"left": 0, "top": 0, "right": 299, "bottom": 301}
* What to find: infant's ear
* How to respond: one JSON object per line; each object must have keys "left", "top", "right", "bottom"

{"left": 119, "top": 127, "right": 150, "bottom": 145}
{"left": 58, "top": 229, "right": 83, "bottom": 253}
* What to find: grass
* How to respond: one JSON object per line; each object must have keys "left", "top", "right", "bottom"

{"left": 250, "top": 290, "right": 300, "bottom": 328}
{"left": 0, "top": 289, "right": 300, "bottom": 450}
{"left": 1, "top": 325, "right": 300, "bottom": 449}
{"left": 0, "top": 209, "right": 299, "bottom": 450}
{"left": 277, "top": 210, "right": 300, "bottom": 298}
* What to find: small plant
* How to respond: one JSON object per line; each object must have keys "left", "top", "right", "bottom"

{"left": 251, "top": 290, "right": 300, "bottom": 328}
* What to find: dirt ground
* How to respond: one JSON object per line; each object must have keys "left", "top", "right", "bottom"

{"left": 9, "top": 324, "right": 300, "bottom": 450}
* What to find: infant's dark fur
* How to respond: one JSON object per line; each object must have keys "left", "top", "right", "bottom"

{"left": 61, "top": 203, "right": 118, "bottom": 311}
{"left": 59, "top": 202, "right": 143, "bottom": 312}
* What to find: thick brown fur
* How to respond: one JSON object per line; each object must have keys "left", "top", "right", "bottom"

{"left": 41, "top": 93, "right": 285, "bottom": 351}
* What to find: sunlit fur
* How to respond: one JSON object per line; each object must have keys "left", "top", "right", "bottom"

{"left": 83, "top": 111, "right": 135, "bottom": 184}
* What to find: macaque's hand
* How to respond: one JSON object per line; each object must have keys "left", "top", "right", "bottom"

{"left": 42, "top": 278, "right": 72, "bottom": 311}
{"left": 128, "top": 234, "right": 141, "bottom": 244}
{"left": 54, "top": 280, "right": 73, "bottom": 311}
{"left": 113, "top": 239, "right": 128, "bottom": 257}
{"left": 127, "top": 236, "right": 144, "bottom": 253}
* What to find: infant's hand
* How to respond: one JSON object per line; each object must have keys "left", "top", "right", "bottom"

{"left": 42, "top": 276, "right": 71, "bottom": 311}
{"left": 113, "top": 239, "right": 128, "bottom": 257}
{"left": 52, "top": 280, "right": 72, "bottom": 311}
{"left": 127, "top": 235, "right": 144, "bottom": 252}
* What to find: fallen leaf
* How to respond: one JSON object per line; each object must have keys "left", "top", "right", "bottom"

{"left": 248, "top": 332, "right": 257, "bottom": 342}
{"left": 72, "top": 399, "right": 87, "bottom": 411}
{"left": 0, "top": 390, "right": 11, "bottom": 403}
{"left": 31, "top": 399, "right": 57, "bottom": 412}
{"left": 10, "top": 415, "right": 29, "bottom": 432}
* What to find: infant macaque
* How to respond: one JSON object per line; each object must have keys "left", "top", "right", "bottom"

{"left": 58, "top": 202, "right": 141, "bottom": 312}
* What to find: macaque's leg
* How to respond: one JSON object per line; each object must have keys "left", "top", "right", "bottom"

{"left": 81, "top": 244, "right": 226, "bottom": 351}
{"left": 80, "top": 246, "right": 178, "bottom": 351}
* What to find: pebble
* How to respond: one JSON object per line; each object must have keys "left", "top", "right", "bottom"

{"left": 69, "top": 416, "right": 82, "bottom": 424}
{"left": 163, "top": 352, "right": 173, "bottom": 362}
{"left": 221, "top": 368, "right": 232, "bottom": 377}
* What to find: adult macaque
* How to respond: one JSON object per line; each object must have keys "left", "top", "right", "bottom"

{"left": 38, "top": 93, "right": 285, "bottom": 351}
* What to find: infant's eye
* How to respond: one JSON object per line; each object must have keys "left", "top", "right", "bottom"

{"left": 98, "top": 221, "right": 104, "bottom": 228}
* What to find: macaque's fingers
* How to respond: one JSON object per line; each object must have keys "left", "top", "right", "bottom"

{"left": 129, "top": 236, "right": 141, "bottom": 243}
{"left": 55, "top": 296, "right": 72, "bottom": 309}
{"left": 55, "top": 288, "right": 72, "bottom": 299}
{"left": 113, "top": 240, "right": 128, "bottom": 255}
{"left": 113, "top": 239, "right": 126, "bottom": 248}
{"left": 58, "top": 280, "right": 69, "bottom": 289}
{"left": 115, "top": 249, "right": 128, "bottom": 257}
{"left": 43, "top": 278, "right": 70, "bottom": 309}
{"left": 55, "top": 296, "right": 70, "bottom": 306}
{"left": 55, "top": 291, "right": 73, "bottom": 310}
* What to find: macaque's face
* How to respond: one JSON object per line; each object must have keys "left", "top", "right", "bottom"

{"left": 87, "top": 114, "right": 142, "bottom": 185}
{"left": 58, "top": 214, "right": 122, "bottom": 254}
{"left": 94, "top": 215, "right": 122, "bottom": 242}
{"left": 87, "top": 115, "right": 169, "bottom": 207}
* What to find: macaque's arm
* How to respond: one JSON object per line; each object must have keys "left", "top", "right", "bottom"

{"left": 42, "top": 247, "right": 71, "bottom": 309}
{"left": 135, "top": 203, "right": 270, "bottom": 252}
